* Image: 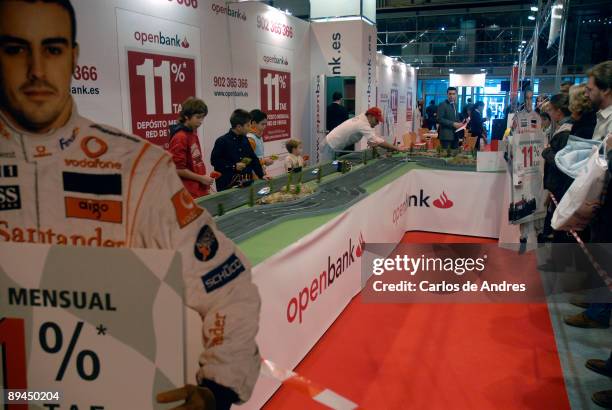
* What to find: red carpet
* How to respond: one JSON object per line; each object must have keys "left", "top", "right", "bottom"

{"left": 264, "top": 232, "right": 570, "bottom": 410}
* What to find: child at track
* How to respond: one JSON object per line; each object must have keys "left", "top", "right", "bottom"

{"left": 211, "top": 109, "right": 267, "bottom": 191}
{"left": 284, "top": 139, "right": 308, "bottom": 172}
{"left": 247, "top": 109, "right": 276, "bottom": 166}
{"left": 168, "top": 97, "right": 215, "bottom": 198}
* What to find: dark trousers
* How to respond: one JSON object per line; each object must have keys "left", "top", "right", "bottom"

{"left": 586, "top": 304, "right": 612, "bottom": 325}
{"left": 440, "top": 139, "right": 457, "bottom": 149}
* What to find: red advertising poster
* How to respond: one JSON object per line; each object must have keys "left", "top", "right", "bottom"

{"left": 260, "top": 68, "right": 291, "bottom": 141}
{"left": 127, "top": 51, "right": 196, "bottom": 148}
{"left": 406, "top": 91, "right": 413, "bottom": 122}
{"left": 390, "top": 89, "right": 399, "bottom": 124}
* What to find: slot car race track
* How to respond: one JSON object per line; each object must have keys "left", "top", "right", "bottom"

{"left": 197, "top": 150, "right": 478, "bottom": 242}
{"left": 197, "top": 150, "right": 378, "bottom": 218}
{"left": 214, "top": 156, "right": 405, "bottom": 241}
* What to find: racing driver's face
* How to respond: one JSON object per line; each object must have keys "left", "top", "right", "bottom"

{"left": 0, "top": 1, "right": 78, "bottom": 133}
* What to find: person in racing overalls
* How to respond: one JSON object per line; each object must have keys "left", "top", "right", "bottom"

{"left": 0, "top": 1, "right": 260, "bottom": 408}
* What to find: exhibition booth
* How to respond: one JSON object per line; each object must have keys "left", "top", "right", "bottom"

{"left": 0, "top": 1, "right": 524, "bottom": 409}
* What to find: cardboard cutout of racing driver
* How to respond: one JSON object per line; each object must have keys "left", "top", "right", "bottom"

{"left": 0, "top": 1, "right": 261, "bottom": 408}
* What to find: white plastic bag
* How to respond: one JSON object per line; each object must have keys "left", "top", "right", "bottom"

{"left": 552, "top": 136, "right": 609, "bottom": 231}
{"left": 555, "top": 135, "right": 602, "bottom": 179}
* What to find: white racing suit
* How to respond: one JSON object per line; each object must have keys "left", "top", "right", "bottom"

{"left": 0, "top": 109, "right": 261, "bottom": 403}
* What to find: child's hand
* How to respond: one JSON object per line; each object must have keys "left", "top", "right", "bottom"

{"left": 200, "top": 175, "right": 215, "bottom": 186}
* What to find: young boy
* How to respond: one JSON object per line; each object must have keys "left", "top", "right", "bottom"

{"left": 247, "top": 109, "right": 275, "bottom": 167}
{"left": 168, "top": 97, "right": 215, "bottom": 198}
{"left": 284, "top": 139, "right": 307, "bottom": 172}
{"left": 211, "top": 109, "right": 266, "bottom": 191}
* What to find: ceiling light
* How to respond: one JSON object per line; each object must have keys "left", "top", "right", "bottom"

{"left": 521, "top": 40, "right": 527, "bottom": 44}
{"left": 402, "top": 44, "right": 408, "bottom": 49}
{"left": 530, "top": 6, "right": 538, "bottom": 11}
{"left": 528, "top": 15, "right": 536, "bottom": 20}
{"left": 416, "top": 67, "right": 420, "bottom": 70}
{"left": 441, "top": 27, "right": 445, "bottom": 31}
{"left": 481, "top": 68, "right": 486, "bottom": 72}
{"left": 449, "top": 68, "right": 454, "bottom": 72}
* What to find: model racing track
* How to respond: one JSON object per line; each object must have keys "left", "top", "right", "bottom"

{"left": 197, "top": 152, "right": 366, "bottom": 218}
{"left": 213, "top": 155, "right": 408, "bottom": 241}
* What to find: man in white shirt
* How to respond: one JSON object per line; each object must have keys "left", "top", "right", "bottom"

{"left": 585, "top": 60, "right": 612, "bottom": 141}
{"left": 320, "top": 107, "right": 406, "bottom": 162}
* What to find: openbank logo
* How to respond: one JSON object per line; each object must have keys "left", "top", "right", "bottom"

{"left": 211, "top": 3, "right": 246, "bottom": 21}
{"left": 393, "top": 190, "right": 454, "bottom": 224}
{"left": 133, "top": 31, "right": 190, "bottom": 48}
{"left": 263, "top": 55, "right": 289, "bottom": 66}
{"left": 286, "top": 233, "right": 365, "bottom": 324}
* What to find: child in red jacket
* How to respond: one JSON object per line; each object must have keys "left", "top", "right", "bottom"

{"left": 169, "top": 98, "right": 215, "bottom": 198}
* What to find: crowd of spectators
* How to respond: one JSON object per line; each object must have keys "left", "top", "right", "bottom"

{"left": 538, "top": 61, "right": 612, "bottom": 408}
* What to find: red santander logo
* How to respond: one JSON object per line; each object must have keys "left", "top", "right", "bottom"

{"left": 433, "top": 191, "right": 454, "bottom": 209}
{"left": 355, "top": 232, "right": 365, "bottom": 257}
{"left": 393, "top": 190, "right": 454, "bottom": 224}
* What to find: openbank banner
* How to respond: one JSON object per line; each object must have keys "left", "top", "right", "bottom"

{"left": 403, "top": 169, "right": 508, "bottom": 238}
{"left": 241, "top": 168, "right": 506, "bottom": 408}
{"left": 0, "top": 244, "right": 183, "bottom": 409}
{"left": 67, "top": 0, "right": 309, "bottom": 178}
{"left": 116, "top": 9, "right": 202, "bottom": 149}
{"left": 257, "top": 43, "right": 293, "bottom": 143}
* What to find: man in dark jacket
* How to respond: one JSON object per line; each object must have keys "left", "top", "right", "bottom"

{"left": 425, "top": 100, "right": 437, "bottom": 130}
{"left": 211, "top": 109, "right": 266, "bottom": 191}
{"left": 437, "top": 87, "right": 464, "bottom": 149}
{"left": 469, "top": 101, "right": 486, "bottom": 150}
{"left": 462, "top": 98, "right": 473, "bottom": 120}
{"left": 327, "top": 91, "right": 349, "bottom": 132}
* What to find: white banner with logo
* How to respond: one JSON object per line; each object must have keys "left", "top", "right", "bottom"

{"left": 403, "top": 169, "right": 508, "bottom": 238}
{"left": 237, "top": 168, "right": 506, "bottom": 408}
{"left": 0, "top": 244, "right": 183, "bottom": 409}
